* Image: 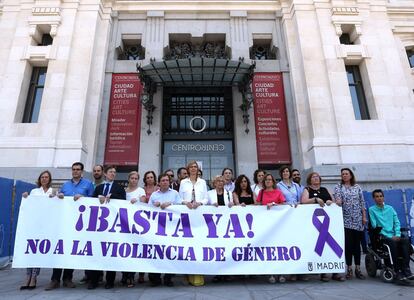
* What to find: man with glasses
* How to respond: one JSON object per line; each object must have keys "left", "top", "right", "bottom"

{"left": 45, "top": 162, "right": 94, "bottom": 290}
{"left": 164, "top": 168, "right": 175, "bottom": 187}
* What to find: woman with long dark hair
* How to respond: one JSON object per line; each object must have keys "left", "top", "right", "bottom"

{"left": 233, "top": 174, "right": 256, "bottom": 206}
{"left": 334, "top": 168, "right": 366, "bottom": 280}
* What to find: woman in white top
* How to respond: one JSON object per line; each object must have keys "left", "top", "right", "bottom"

{"left": 126, "top": 171, "right": 146, "bottom": 204}
{"left": 20, "top": 170, "right": 54, "bottom": 290}
{"left": 207, "top": 175, "right": 234, "bottom": 207}
{"left": 124, "top": 170, "right": 146, "bottom": 284}
{"left": 251, "top": 169, "right": 266, "bottom": 197}
{"left": 179, "top": 160, "right": 208, "bottom": 208}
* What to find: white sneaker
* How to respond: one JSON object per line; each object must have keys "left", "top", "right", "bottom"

{"left": 278, "top": 275, "right": 286, "bottom": 283}
{"left": 268, "top": 276, "right": 276, "bottom": 283}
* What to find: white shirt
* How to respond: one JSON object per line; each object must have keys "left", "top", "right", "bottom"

{"left": 207, "top": 189, "right": 233, "bottom": 206}
{"left": 126, "top": 187, "right": 146, "bottom": 201}
{"left": 149, "top": 188, "right": 182, "bottom": 206}
{"left": 30, "top": 187, "right": 53, "bottom": 196}
{"left": 179, "top": 177, "right": 208, "bottom": 204}
{"left": 251, "top": 184, "right": 263, "bottom": 197}
{"left": 224, "top": 181, "right": 235, "bottom": 193}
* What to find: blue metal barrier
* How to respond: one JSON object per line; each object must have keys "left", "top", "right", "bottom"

{"left": 0, "top": 177, "right": 14, "bottom": 267}
{"left": 364, "top": 189, "right": 409, "bottom": 234}
{"left": 405, "top": 188, "right": 414, "bottom": 238}
{"left": 12, "top": 180, "right": 36, "bottom": 256}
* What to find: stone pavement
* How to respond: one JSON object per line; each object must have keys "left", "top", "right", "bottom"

{"left": 1, "top": 266, "right": 413, "bottom": 300}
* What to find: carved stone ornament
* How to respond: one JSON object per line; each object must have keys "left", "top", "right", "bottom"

{"left": 165, "top": 42, "right": 227, "bottom": 60}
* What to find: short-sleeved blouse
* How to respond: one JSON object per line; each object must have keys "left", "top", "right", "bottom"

{"left": 257, "top": 189, "right": 285, "bottom": 205}
{"left": 333, "top": 183, "right": 365, "bottom": 231}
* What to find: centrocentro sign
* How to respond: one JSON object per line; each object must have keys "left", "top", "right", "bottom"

{"left": 171, "top": 144, "right": 225, "bottom": 152}
{"left": 164, "top": 141, "right": 232, "bottom": 154}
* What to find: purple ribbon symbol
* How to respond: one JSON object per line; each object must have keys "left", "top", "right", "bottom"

{"left": 312, "top": 208, "right": 343, "bottom": 258}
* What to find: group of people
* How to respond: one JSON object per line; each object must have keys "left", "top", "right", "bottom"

{"left": 19, "top": 161, "right": 413, "bottom": 290}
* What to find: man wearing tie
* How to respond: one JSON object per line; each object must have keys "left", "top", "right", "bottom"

{"left": 88, "top": 165, "right": 126, "bottom": 290}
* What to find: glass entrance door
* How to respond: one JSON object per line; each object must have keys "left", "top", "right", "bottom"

{"left": 162, "top": 87, "right": 234, "bottom": 181}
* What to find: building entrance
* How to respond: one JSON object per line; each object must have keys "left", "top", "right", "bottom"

{"left": 162, "top": 87, "right": 234, "bottom": 181}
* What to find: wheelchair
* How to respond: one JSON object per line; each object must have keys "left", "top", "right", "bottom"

{"left": 365, "top": 226, "right": 414, "bottom": 283}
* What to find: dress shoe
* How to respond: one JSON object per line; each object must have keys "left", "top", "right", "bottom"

{"left": 87, "top": 282, "right": 98, "bottom": 290}
{"left": 320, "top": 274, "right": 330, "bottom": 282}
{"left": 150, "top": 281, "right": 161, "bottom": 287}
{"left": 164, "top": 280, "right": 174, "bottom": 287}
{"left": 63, "top": 280, "right": 75, "bottom": 288}
{"left": 45, "top": 280, "right": 60, "bottom": 291}
{"left": 104, "top": 283, "right": 114, "bottom": 289}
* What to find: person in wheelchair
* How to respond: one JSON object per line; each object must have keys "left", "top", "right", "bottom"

{"left": 368, "top": 189, "right": 413, "bottom": 281}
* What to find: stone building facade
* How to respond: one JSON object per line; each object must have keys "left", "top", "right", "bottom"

{"left": 0, "top": 0, "right": 413, "bottom": 189}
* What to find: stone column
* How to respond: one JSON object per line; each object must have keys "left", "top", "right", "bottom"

{"left": 229, "top": 11, "right": 250, "bottom": 60}
{"left": 144, "top": 11, "right": 165, "bottom": 60}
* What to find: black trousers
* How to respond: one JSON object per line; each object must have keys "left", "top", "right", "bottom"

{"left": 344, "top": 228, "right": 363, "bottom": 266}
{"left": 89, "top": 270, "right": 116, "bottom": 285}
{"left": 51, "top": 268, "right": 74, "bottom": 282}
{"left": 383, "top": 236, "right": 411, "bottom": 272}
{"left": 148, "top": 273, "right": 173, "bottom": 284}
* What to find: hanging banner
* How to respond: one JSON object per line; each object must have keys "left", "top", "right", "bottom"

{"left": 253, "top": 72, "right": 291, "bottom": 165}
{"left": 13, "top": 196, "right": 345, "bottom": 275}
{"left": 104, "top": 73, "right": 142, "bottom": 166}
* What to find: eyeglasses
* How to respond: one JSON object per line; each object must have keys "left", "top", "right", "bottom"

{"left": 166, "top": 174, "right": 174, "bottom": 177}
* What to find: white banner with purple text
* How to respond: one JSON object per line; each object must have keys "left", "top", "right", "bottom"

{"left": 13, "top": 196, "right": 345, "bottom": 274}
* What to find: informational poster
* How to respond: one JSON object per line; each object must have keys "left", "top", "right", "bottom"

{"left": 104, "top": 74, "right": 142, "bottom": 166}
{"left": 253, "top": 72, "right": 291, "bottom": 165}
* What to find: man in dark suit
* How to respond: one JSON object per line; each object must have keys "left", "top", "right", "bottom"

{"left": 88, "top": 165, "right": 126, "bottom": 290}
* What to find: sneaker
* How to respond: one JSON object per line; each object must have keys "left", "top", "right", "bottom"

{"left": 268, "top": 275, "right": 276, "bottom": 284}
{"left": 80, "top": 276, "right": 89, "bottom": 284}
{"left": 396, "top": 271, "right": 407, "bottom": 281}
{"left": 63, "top": 280, "right": 76, "bottom": 288}
{"left": 404, "top": 269, "right": 414, "bottom": 280}
{"left": 278, "top": 275, "right": 286, "bottom": 283}
{"left": 45, "top": 280, "right": 60, "bottom": 291}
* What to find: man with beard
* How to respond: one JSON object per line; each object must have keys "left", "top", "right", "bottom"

{"left": 92, "top": 164, "right": 104, "bottom": 188}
